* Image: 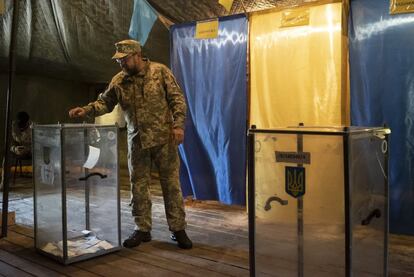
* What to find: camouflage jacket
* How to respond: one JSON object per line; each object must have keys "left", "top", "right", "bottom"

{"left": 11, "top": 121, "right": 32, "bottom": 155}
{"left": 83, "top": 60, "right": 187, "bottom": 149}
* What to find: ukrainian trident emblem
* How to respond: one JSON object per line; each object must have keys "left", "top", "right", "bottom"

{"left": 285, "top": 166, "right": 306, "bottom": 198}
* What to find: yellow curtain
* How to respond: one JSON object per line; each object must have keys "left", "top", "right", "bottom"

{"left": 250, "top": 2, "right": 345, "bottom": 128}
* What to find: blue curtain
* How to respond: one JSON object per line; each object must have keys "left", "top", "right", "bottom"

{"left": 349, "top": 0, "right": 414, "bottom": 235}
{"left": 170, "top": 15, "right": 248, "bottom": 205}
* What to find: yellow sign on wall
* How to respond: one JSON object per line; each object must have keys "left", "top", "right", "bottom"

{"left": 195, "top": 19, "right": 219, "bottom": 39}
{"left": 281, "top": 9, "right": 310, "bottom": 28}
{"left": 390, "top": 0, "right": 414, "bottom": 14}
{"left": 0, "top": 0, "right": 5, "bottom": 15}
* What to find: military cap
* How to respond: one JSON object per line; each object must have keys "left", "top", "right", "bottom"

{"left": 112, "top": 39, "right": 141, "bottom": 59}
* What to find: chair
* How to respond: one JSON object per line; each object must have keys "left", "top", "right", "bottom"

{"left": 12, "top": 155, "right": 32, "bottom": 186}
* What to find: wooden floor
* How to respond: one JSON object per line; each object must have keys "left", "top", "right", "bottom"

{"left": 0, "top": 176, "right": 413, "bottom": 276}
{"left": 0, "top": 176, "right": 249, "bottom": 277}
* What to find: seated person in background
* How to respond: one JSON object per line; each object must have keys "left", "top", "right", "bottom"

{"left": 1, "top": 111, "right": 32, "bottom": 189}
{"left": 10, "top": 111, "right": 32, "bottom": 158}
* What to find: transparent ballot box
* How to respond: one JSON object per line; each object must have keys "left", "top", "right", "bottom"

{"left": 32, "top": 124, "right": 121, "bottom": 264}
{"left": 247, "top": 127, "right": 390, "bottom": 277}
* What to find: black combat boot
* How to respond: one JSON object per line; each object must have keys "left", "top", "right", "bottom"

{"left": 123, "top": 230, "right": 151, "bottom": 248}
{"left": 170, "top": 230, "right": 192, "bottom": 249}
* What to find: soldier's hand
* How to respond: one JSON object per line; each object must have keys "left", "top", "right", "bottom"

{"left": 172, "top": 128, "right": 184, "bottom": 145}
{"left": 69, "top": 107, "right": 86, "bottom": 118}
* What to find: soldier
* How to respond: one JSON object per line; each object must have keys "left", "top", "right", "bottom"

{"left": 68, "top": 40, "right": 192, "bottom": 249}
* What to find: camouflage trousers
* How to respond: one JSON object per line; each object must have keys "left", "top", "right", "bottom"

{"left": 128, "top": 140, "right": 186, "bottom": 232}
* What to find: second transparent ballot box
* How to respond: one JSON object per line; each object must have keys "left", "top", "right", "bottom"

{"left": 33, "top": 124, "right": 121, "bottom": 264}
{"left": 248, "top": 126, "right": 390, "bottom": 277}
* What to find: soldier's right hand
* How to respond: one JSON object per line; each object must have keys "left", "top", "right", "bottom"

{"left": 69, "top": 107, "right": 86, "bottom": 118}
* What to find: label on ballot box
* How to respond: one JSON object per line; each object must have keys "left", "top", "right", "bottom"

{"left": 276, "top": 151, "right": 311, "bottom": 164}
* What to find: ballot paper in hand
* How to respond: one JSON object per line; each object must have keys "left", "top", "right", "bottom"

{"left": 83, "top": 146, "right": 100, "bottom": 169}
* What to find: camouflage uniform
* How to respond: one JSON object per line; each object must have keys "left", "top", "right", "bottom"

{"left": 83, "top": 57, "right": 187, "bottom": 232}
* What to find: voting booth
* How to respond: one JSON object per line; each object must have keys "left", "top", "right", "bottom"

{"left": 248, "top": 126, "right": 390, "bottom": 276}
{"left": 32, "top": 124, "right": 121, "bottom": 264}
